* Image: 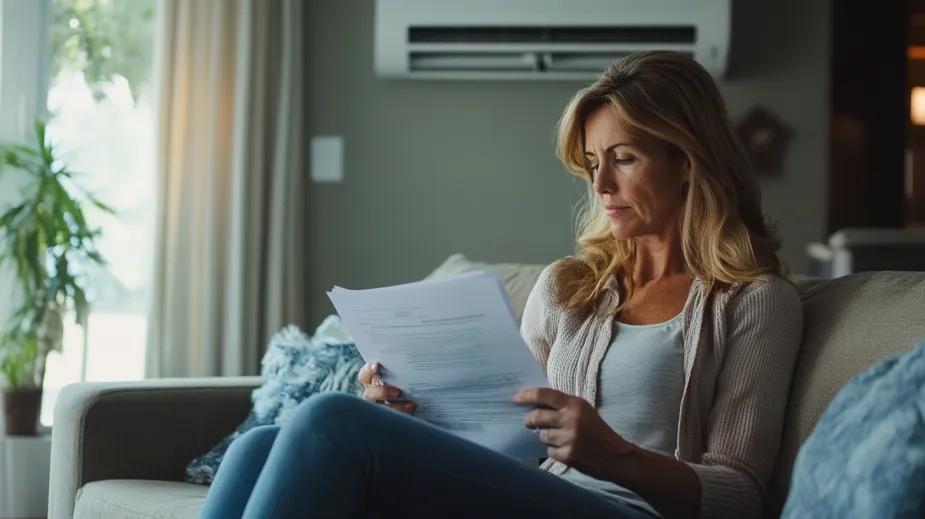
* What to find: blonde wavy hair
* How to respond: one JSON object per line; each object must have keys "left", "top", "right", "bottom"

{"left": 554, "top": 51, "right": 782, "bottom": 315}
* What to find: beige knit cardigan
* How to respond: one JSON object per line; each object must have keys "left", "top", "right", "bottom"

{"left": 519, "top": 261, "right": 804, "bottom": 519}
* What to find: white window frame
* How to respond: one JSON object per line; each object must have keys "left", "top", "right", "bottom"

{"left": 0, "top": 0, "right": 50, "bottom": 143}
{"left": 0, "top": 0, "right": 52, "bottom": 365}
{"left": 0, "top": 3, "right": 53, "bottom": 515}
{"left": 0, "top": 0, "right": 52, "bottom": 366}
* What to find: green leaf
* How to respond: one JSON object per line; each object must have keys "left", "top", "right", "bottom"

{"left": 0, "top": 203, "right": 26, "bottom": 229}
{"left": 34, "top": 121, "right": 44, "bottom": 148}
{"left": 87, "top": 194, "right": 116, "bottom": 215}
{"left": 0, "top": 147, "right": 44, "bottom": 174}
{"left": 86, "top": 249, "right": 105, "bottom": 264}
{"left": 35, "top": 122, "right": 55, "bottom": 168}
{"left": 5, "top": 143, "right": 42, "bottom": 158}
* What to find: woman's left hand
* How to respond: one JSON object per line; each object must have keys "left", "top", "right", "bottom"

{"left": 514, "top": 387, "right": 636, "bottom": 481}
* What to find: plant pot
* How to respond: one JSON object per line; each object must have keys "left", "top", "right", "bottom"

{"left": 2, "top": 388, "right": 42, "bottom": 436}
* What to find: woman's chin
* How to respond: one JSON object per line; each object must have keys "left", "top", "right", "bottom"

{"left": 609, "top": 223, "right": 638, "bottom": 241}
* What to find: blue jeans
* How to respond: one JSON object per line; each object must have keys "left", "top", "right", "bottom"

{"left": 201, "top": 392, "right": 659, "bottom": 518}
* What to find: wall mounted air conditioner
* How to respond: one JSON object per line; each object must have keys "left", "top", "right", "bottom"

{"left": 374, "top": 0, "right": 730, "bottom": 81}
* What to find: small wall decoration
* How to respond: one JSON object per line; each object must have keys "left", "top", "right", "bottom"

{"left": 735, "top": 105, "right": 792, "bottom": 177}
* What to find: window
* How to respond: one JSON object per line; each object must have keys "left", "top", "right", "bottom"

{"left": 40, "top": 0, "right": 158, "bottom": 425}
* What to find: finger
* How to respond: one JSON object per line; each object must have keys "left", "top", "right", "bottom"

{"left": 362, "top": 385, "right": 402, "bottom": 402}
{"left": 536, "top": 428, "right": 565, "bottom": 447}
{"left": 357, "top": 362, "right": 376, "bottom": 387}
{"left": 546, "top": 445, "right": 575, "bottom": 464}
{"left": 358, "top": 361, "right": 387, "bottom": 388}
{"left": 363, "top": 385, "right": 401, "bottom": 401}
{"left": 513, "top": 387, "right": 571, "bottom": 409}
{"left": 523, "top": 408, "right": 562, "bottom": 429}
{"left": 387, "top": 400, "right": 416, "bottom": 414}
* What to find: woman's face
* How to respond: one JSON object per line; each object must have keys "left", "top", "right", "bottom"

{"left": 583, "top": 105, "right": 688, "bottom": 241}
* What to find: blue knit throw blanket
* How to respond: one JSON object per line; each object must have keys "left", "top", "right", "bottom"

{"left": 185, "top": 319, "right": 363, "bottom": 484}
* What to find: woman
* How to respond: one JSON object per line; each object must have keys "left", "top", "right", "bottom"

{"left": 202, "top": 51, "right": 803, "bottom": 519}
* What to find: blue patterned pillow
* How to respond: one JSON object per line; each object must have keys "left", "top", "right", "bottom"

{"left": 782, "top": 341, "right": 925, "bottom": 518}
{"left": 185, "top": 317, "right": 364, "bottom": 484}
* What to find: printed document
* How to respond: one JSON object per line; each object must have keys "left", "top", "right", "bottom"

{"left": 327, "top": 270, "right": 549, "bottom": 458}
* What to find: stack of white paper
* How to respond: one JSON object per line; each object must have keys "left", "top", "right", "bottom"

{"left": 327, "top": 270, "right": 549, "bottom": 458}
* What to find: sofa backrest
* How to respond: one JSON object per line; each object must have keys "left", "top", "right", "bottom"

{"left": 766, "top": 271, "right": 925, "bottom": 517}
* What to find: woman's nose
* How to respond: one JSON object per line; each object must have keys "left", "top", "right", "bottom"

{"left": 593, "top": 165, "right": 618, "bottom": 194}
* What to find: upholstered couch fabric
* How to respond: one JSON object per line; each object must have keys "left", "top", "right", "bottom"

{"left": 48, "top": 268, "right": 925, "bottom": 519}
{"left": 766, "top": 271, "right": 925, "bottom": 517}
{"left": 74, "top": 480, "right": 208, "bottom": 519}
{"left": 48, "top": 377, "right": 260, "bottom": 519}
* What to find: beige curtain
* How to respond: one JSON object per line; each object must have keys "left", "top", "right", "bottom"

{"left": 147, "top": 0, "right": 307, "bottom": 377}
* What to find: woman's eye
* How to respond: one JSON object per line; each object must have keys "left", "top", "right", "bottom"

{"left": 615, "top": 156, "right": 636, "bottom": 166}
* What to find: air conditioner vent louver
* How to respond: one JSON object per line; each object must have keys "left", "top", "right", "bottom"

{"left": 408, "top": 26, "right": 697, "bottom": 44}
{"left": 408, "top": 50, "right": 696, "bottom": 74}
{"left": 375, "top": 0, "right": 730, "bottom": 81}
{"left": 410, "top": 52, "right": 535, "bottom": 72}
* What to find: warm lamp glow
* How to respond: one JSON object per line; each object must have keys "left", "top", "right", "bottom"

{"left": 912, "top": 87, "right": 925, "bottom": 125}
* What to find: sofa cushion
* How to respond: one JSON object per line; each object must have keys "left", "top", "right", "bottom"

{"left": 74, "top": 480, "right": 207, "bottom": 519}
{"left": 767, "top": 271, "right": 925, "bottom": 516}
{"left": 781, "top": 341, "right": 925, "bottom": 518}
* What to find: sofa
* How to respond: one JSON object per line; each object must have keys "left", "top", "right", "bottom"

{"left": 47, "top": 268, "right": 925, "bottom": 518}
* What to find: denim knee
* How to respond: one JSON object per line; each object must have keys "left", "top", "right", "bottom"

{"left": 282, "top": 392, "right": 369, "bottom": 438}
{"left": 224, "top": 425, "right": 280, "bottom": 461}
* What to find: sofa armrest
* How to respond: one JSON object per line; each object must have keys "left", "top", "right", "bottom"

{"left": 48, "top": 376, "right": 261, "bottom": 519}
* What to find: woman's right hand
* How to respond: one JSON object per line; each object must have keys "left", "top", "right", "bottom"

{"left": 358, "top": 361, "right": 417, "bottom": 414}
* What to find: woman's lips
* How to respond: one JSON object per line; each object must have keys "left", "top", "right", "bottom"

{"left": 605, "top": 205, "right": 631, "bottom": 217}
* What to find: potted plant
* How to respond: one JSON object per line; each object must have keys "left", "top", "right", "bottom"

{"left": 0, "top": 121, "right": 111, "bottom": 435}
